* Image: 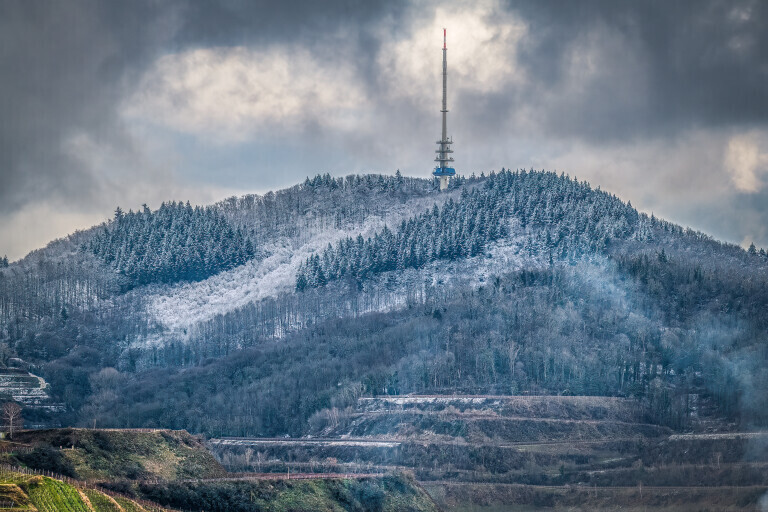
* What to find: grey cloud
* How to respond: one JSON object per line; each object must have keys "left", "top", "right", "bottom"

{"left": 2, "top": 0, "right": 768, "bottom": 258}
{"left": 0, "top": 1, "right": 407, "bottom": 217}
{"left": 672, "top": 187, "right": 768, "bottom": 249}
{"left": 503, "top": 0, "right": 768, "bottom": 141}
{"left": 0, "top": 0, "right": 176, "bottom": 215}
{"left": 175, "top": 0, "right": 407, "bottom": 47}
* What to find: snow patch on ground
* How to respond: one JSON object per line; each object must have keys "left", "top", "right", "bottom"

{"left": 146, "top": 192, "right": 463, "bottom": 333}
{"left": 131, "top": 215, "right": 539, "bottom": 352}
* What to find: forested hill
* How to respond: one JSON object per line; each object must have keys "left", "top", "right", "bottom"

{"left": 0, "top": 170, "right": 767, "bottom": 436}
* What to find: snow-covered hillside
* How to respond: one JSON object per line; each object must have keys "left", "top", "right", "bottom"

{"left": 98, "top": 170, "right": 655, "bottom": 354}
{"left": 3, "top": 171, "right": 768, "bottom": 437}
{"left": 145, "top": 187, "right": 465, "bottom": 335}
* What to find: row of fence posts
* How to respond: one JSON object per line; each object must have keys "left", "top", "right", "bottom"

{"left": 0, "top": 445, "right": 32, "bottom": 454}
{"left": 179, "top": 471, "right": 385, "bottom": 483}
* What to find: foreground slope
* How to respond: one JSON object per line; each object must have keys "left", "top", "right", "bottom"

{"left": 0, "top": 471, "right": 170, "bottom": 512}
{"left": 0, "top": 428, "right": 439, "bottom": 512}
{"left": 4, "top": 429, "right": 226, "bottom": 482}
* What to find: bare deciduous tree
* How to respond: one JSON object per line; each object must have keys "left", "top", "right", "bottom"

{"left": 2, "top": 402, "right": 22, "bottom": 439}
{"left": 256, "top": 451, "right": 266, "bottom": 473}
{"left": 244, "top": 448, "right": 253, "bottom": 470}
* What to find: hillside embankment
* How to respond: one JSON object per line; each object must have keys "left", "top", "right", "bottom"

{"left": 0, "top": 466, "right": 174, "bottom": 511}
{"left": 0, "top": 427, "right": 440, "bottom": 511}
{"left": 210, "top": 395, "right": 768, "bottom": 511}
{"left": 4, "top": 428, "right": 227, "bottom": 482}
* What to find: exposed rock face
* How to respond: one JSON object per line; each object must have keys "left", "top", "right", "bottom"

{"left": 0, "top": 368, "right": 63, "bottom": 412}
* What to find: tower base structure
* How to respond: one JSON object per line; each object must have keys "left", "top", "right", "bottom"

{"left": 433, "top": 166, "right": 455, "bottom": 191}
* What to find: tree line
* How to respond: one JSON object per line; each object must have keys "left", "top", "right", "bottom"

{"left": 86, "top": 201, "right": 256, "bottom": 286}
{"left": 296, "top": 169, "right": 643, "bottom": 289}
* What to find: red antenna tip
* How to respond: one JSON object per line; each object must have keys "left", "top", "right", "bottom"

{"left": 443, "top": 28, "right": 447, "bottom": 49}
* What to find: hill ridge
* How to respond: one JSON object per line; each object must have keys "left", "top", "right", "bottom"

{"left": 0, "top": 170, "right": 766, "bottom": 443}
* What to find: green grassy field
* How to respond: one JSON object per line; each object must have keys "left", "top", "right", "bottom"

{"left": 0, "top": 470, "right": 168, "bottom": 511}
{"left": 5, "top": 428, "right": 226, "bottom": 482}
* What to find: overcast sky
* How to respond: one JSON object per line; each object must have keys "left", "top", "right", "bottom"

{"left": 2, "top": 0, "right": 768, "bottom": 260}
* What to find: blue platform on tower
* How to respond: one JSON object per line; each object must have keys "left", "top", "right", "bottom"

{"left": 433, "top": 167, "right": 456, "bottom": 177}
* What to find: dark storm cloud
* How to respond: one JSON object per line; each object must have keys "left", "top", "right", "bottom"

{"left": 175, "top": 0, "right": 406, "bottom": 47}
{"left": 2, "top": 0, "right": 768, "bottom": 258}
{"left": 501, "top": 0, "right": 768, "bottom": 141}
{"left": 172, "top": 0, "right": 410, "bottom": 104}
{"left": 0, "top": 0, "right": 406, "bottom": 217}
{"left": 0, "top": 0, "right": 175, "bottom": 214}
{"left": 5, "top": 0, "right": 763, "bottom": 213}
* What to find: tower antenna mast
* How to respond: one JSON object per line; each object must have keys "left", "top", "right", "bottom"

{"left": 433, "top": 28, "right": 455, "bottom": 190}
